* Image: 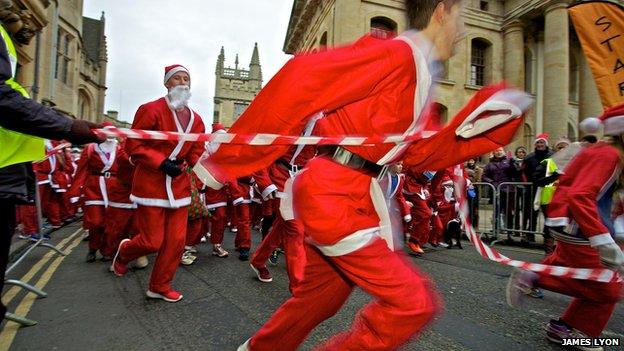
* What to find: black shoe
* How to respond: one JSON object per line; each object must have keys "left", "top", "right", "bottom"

{"left": 268, "top": 249, "right": 279, "bottom": 266}
{"left": 86, "top": 250, "right": 97, "bottom": 263}
{"left": 238, "top": 248, "right": 250, "bottom": 261}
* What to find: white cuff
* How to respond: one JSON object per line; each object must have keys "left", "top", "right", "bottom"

{"left": 404, "top": 214, "right": 412, "bottom": 222}
{"left": 261, "top": 184, "right": 278, "bottom": 200}
{"left": 70, "top": 197, "right": 80, "bottom": 204}
{"left": 589, "top": 233, "right": 616, "bottom": 247}
{"left": 193, "top": 163, "right": 224, "bottom": 190}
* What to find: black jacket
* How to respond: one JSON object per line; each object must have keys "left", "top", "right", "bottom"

{"left": 522, "top": 148, "right": 554, "bottom": 184}
{"left": 0, "top": 29, "right": 75, "bottom": 202}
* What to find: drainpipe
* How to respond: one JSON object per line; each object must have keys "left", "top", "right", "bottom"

{"left": 48, "top": 0, "right": 59, "bottom": 101}
{"left": 32, "top": 31, "right": 40, "bottom": 100}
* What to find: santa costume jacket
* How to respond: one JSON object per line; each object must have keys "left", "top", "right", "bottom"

{"left": 126, "top": 97, "right": 205, "bottom": 208}
{"left": 196, "top": 31, "right": 530, "bottom": 254}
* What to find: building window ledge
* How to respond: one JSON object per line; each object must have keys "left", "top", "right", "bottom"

{"left": 464, "top": 83, "right": 483, "bottom": 91}
{"left": 436, "top": 78, "right": 455, "bottom": 86}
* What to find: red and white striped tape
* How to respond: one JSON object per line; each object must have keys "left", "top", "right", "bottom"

{"left": 451, "top": 166, "right": 621, "bottom": 283}
{"left": 33, "top": 142, "right": 72, "bottom": 163}
{"left": 96, "top": 126, "right": 620, "bottom": 282}
{"left": 95, "top": 127, "right": 435, "bottom": 146}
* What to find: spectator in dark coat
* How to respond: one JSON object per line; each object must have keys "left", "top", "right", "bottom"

{"left": 483, "top": 147, "right": 518, "bottom": 234}
{"left": 521, "top": 133, "right": 554, "bottom": 238}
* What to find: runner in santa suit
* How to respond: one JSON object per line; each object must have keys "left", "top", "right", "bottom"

{"left": 34, "top": 141, "right": 62, "bottom": 229}
{"left": 231, "top": 177, "right": 254, "bottom": 260}
{"left": 111, "top": 65, "right": 205, "bottom": 303}
{"left": 68, "top": 129, "right": 123, "bottom": 262}
{"left": 196, "top": 2, "right": 531, "bottom": 349}
{"left": 507, "top": 103, "right": 624, "bottom": 347}
{"left": 403, "top": 169, "right": 433, "bottom": 255}
{"left": 430, "top": 167, "right": 463, "bottom": 249}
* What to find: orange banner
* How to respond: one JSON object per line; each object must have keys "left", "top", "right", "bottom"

{"left": 569, "top": 1, "right": 624, "bottom": 109}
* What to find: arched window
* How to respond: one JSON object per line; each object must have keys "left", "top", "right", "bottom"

{"left": 319, "top": 31, "right": 328, "bottom": 49}
{"left": 568, "top": 122, "right": 577, "bottom": 141}
{"left": 569, "top": 53, "right": 579, "bottom": 102}
{"left": 78, "top": 90, "right": 92, "bottom": 121}
{"left": 370, "top": 16, "right": 397, "bottom": 39}
{"left": 470, "top": 38, "right": 491, "bottom": 86}
{"left": 523, "top": 123, "right": 534, "bottom": 149}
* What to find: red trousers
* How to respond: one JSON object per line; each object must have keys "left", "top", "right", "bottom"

{"left": 16, "top": 205, "right": 38, "bottom": 235}
{"left": 251, "top": 214, "right": 306, "bottom": 291}
{"left": 405, "top": 195, "right": 432, "bottom": 246}
{"left": 186, "top": 217, "right": 207, "bottom": 247}
{"left": 83, "top": 205, "right": 106, "bottom": 252}
{"left": 234, "top": 204, "right": 251, "bottom": 250}
{"left": 101, "top": 207, "right": 135, "bottom": 257}
{"left": 60, "top": 192, "right": 75, "bottom": 221}
{"left": 210, "top": 206, "right": 226, "bottom": 245}
{"left": 119, "top": 205, "right": 188, "bottom": 292}
{"left": 249, "top": 238, "right": 440, "bottom": 350}
{"left": 536, "top": 241, "right": 623, "bottom": 337}
{"left": 40, "top": 185, "right": 61, "bottom": 226}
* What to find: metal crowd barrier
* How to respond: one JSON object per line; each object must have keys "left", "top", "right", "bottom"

{"left": 471, "top": 182, "right": 545, "bottom": 246}
{"left": 4, "top": 182, "right": 68, "bottom": 326}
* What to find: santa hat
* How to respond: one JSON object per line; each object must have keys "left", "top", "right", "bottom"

{"left": 580, "top": 102, "right": 624, "bottom": 135}
{"left": 212, "top": 123, "right": 226, "bottom": 133}
{"left": 554, "top": 136, "right": 571, "bottom": 149}
{"left": 534, "top": 133, "right": 549, "bottom": 146}
{"left": 164, "top": 64, "right": 190, "bottom": 84}
{"left": 102, "top": 121, "right": 115, "bottom": 128}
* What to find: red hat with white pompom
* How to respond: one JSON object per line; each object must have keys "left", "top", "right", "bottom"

{"left": 534, "top": 133, "right": 549, "bottom": 146}
{"left": 164, "top": 64, "right": 190, "bottom": 84}
{"left": 580, "top": 102, "right": 624, "bottom": 136}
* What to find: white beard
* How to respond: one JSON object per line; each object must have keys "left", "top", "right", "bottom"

{"left": 167, "top": 85, "right": 191, "bottom": 110}
{"left": 99, "top": 138, "right": 117, "bottom": 153}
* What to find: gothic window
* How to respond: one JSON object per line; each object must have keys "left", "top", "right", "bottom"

{"left": 569, "top": 53, "right": 579, "bottom": 103}
{"left": 319, "top": 32, "right": 328, "bottom": 49}
{"left": 370, "top": 17, "right": 397, "bottom": 39}
{"left": 234, "top": 102, "right": 248, "bottom": 120}
{"left": 479, "top": 1, "right": 489, "bottom": 11}
{"left": 470, "top": 39, "right": 490, "bottom": 86}
{"left": 55, "top": 30, "right": 72, "bottom": 84}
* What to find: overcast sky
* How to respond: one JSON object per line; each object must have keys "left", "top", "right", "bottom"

{"left": 83, "top": 0, "right": 293, "bottom": 125}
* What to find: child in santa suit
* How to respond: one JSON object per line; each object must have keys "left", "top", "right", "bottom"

{"left": 111, "top": 65, "right": 205, "bottom": 303}
{"left": 197, "top": 12, "right": 531, "bottom": 351}
{"left": 506, "top": 103, "right": 624, "bottom": 347}
{"left": 403, "top": 169, "right": 434, "bottom": 254}
{"left": 430, "top": 168, "right": 463, "bottom": 249}
{"left": 69, "top": 131, "right": 123, "bottom": 262}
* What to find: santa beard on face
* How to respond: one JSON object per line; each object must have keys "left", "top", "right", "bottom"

{"left": 167, "top": 85, "right": 191, "bottom": 110}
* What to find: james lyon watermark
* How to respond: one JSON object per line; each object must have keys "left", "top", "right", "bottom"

{"left": 562, "top": 337, "right": 620, "bottom": 348}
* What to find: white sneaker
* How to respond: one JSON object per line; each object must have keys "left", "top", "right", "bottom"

{"left": 133, "top": 256, "right": 149, "bottom": 269}
{"left": 180, "top": 254, "right": 194, "bottom": 266}
{"left": 184, "top": 245, "right": 198, "bottom": 253}
{"left": 237, "top": 339, "right": 251, "bottom": 351}
{"left": 212, "top": 244, "right": 229, "bottom": 258}
{"left": 231, "top": 227, "right": 238, "bottom": 233}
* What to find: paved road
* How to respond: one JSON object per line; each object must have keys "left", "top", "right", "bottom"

{"left": 1, "top": 222, "right": 622, "bottom": 351}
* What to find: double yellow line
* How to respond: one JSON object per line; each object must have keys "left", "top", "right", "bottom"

{"left": 0, "top": 228, "right": 84, "bottom": 351}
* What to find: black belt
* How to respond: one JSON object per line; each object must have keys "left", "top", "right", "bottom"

{"left": 326, "top": 146, "right": 384, "bottom": 175}
{"left": 276, "top": 159, "right": 301, "bottom": 173}
{"left": 91, "top": 171, "right": 115, "bottom": 178}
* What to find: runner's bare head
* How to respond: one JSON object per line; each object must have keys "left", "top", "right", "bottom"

{"left": 405, "top": 0, "right": 465, "bottom": 61}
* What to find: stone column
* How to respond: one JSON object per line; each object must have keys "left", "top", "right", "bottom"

{"left": 579, "top": 53, "right": 603, "bottom": 122}
{"left": 503, "top": 20, "right": 525, "bottom": 149}
{"left": 542, "top": 1, "right": 570, "bottom": 139}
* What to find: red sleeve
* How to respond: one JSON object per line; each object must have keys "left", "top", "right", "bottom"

{"left": 68, "top": 146, "right": 90, "bottom": 201}
{"left": 402, "top": 84, "right": 524, "bottom": 172}
{"left": 196, "top": 36, "right": 413, "bottom": 188}
{"left": 567, "top": 150, "right": 620, "bottom": 244}
{"left": 126, "top": 104, "right": 168, "bottom": 170}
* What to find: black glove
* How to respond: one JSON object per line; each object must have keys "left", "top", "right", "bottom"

{"left": 69, "top": 120, "right": 105, "bottom": 144}
{"left": 159, "top": 159, "right": 183, "bottom": 178}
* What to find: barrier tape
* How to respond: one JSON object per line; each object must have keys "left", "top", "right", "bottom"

{"left": 96, "top": 126, "right": 620, "bottom": 282}
{"left": 33, "top": 142, "right": 72, "bottom": 163}
{"left": 95, "top": 127, "right": 436, "bottom": 146}
{"left": 451, "top": 166, "right": 621, "bottom": 283}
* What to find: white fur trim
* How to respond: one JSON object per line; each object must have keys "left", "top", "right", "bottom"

{"left": 193, "top": 163, "right": 224, "bottom": 190}
{"left": 579, "top": 117, "right": 602, "bottom": 134}
{"left": 129, "top": 194, "right": 191, "bottom": 208}
{"left": 279, "top": 176, "right": 298, "bottom": 220}
{"left": 70, "top": 196, "right": 80, "bottom": 204}
{"left": 544, "top": 217, "right": 570, "bottom": 227}
{"left": 370, "top": 177, "right": 394, "bottom": 250}
{"left": 455, "top": 90, "right": 532, "bottom": 138}
{"left": 312, "top": 227, "right": 380, "bottom": 257}
{"left": 603, "top": 115, "right": 624, "bottom": 135}
{"left": 206, "top": 201, "right": 227, "bottom": 209}
{"left": 589, "top": 233, "right": 616, "bottom": 247}
{"left": 84, "top": 200, "right": 106, "bottom": 206}
{"left": 164, "top": 65, "right": 189, "bottom": 84}
{"left": 404, "top": 214, "right": 412, "bottom": 222}
{"left": 232, "top": 197, "right": 245, "bottom": 205}
{"left": 37, "top": 180, "right": 50, "bottom": 185}
{"left": 261, "top": 184, "right": 278, "bottom": 200}
{"left": 108, "top": 201, "right": 137, "bottom": 209}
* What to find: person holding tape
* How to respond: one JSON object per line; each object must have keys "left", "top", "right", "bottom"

{"left": 111, "top": 64, "right": 205, "bottom": 303}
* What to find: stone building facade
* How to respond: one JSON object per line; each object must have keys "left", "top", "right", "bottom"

{"left": 213, "top": 43, "right": 263, "bottom": 128}
{"left": 10, "top": 0, "right": 109, "bottom": 124}
{"left": 283, "top": 0, "right": 610, "bottom": 148}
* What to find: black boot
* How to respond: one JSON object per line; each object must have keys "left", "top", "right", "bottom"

{"left": 238, "top": 248, "right": 250, "bottom": 261}
{"left": 86, "top": 250, "right": 97, "bottom": 263}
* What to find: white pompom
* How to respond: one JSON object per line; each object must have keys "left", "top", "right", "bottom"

{"left": 579, "top": 117, "right": 602, "bottom": 134}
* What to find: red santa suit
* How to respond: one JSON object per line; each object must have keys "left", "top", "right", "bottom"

{"left": 430, "top": 168, "right": 458, "bottom": 245}
{"left": 196, "top": 32, "right": 529, "bottom": 350}
{"left": 115, "top": 93, "right": 205, "bottom": 296}
{"left": 231, "top": 177, "right": 253, "bottom": 252}
{"left": 34, "top": 141, "right": 62, "bottom": 227}
{"left": 68, "top": 139, "right": 123, "bottom": 253}
{"left": 101, "top": 143, "right": 137, "bottom": 258}
{"left": 535, "top": 140, "right": 624, "bottom": 338}
{"left": 403, "top": 169, "right": 433, "bottom": 248}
